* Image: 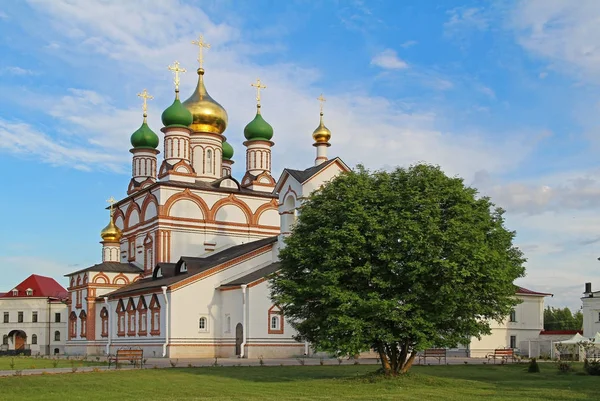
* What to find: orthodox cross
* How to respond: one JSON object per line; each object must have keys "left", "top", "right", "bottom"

{"left": 251, "top": 78, "right": 267, "bottom": 106}
{"left": 137, "top": 89, "right": 153, "bottom": 117}
{"left": 191, "top": 34, "right": 211, "bottom": 68}
{"left": 317, "top": 93, "right": 326, "bottom": 114}
{"left": 168, "top": 60, "right": 186, "bottom": 92}
{"left": 106, "top": 196, "right": 116, "bottom": 217}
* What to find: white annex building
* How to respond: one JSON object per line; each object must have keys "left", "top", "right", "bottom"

{"left": 581, "top": 283, "right": 600, "bottom": 338}
{"left": 64, "top": 37, "right": 349, "bottom": 358}
{"left": 0, "top": 275, "right": 68, "bottom": 356}
{"left": 62, "top": 36, "right": 551, "bottom": 359}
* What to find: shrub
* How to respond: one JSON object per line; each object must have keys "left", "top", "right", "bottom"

{"left": 9, "top": 358, "right": 15, "bottom": 370}
{"left": 584, "top": 358, "right": 600, "bottom": 376}
{"left": 557, "top": 361, "right": 572, "bottom": 373}
{"left": 297, "top": 358, "right": 305, "bottom": 366}
{"left": 319, "top": 357, "right": 324, "bottom": 366}
{"left": 169, "top": 359, "right": 178, "bottom": 368}
{"left": 258, "top": 355, "right": 265, "bottom": 366}
{"left": 14, "top": 370, "right": 22, "bottom": 376}
{"left": 528, "top": 358, "right": 540, "bottom": 373}
{"left": 52, "top": 359, "right": 59, "bottom": 368}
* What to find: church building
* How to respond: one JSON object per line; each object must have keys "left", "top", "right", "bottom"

{"left": 64, "top": 36, "right": 349, "bottom": 358}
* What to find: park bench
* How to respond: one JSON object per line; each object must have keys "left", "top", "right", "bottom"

{"left": 108, "top": 348, "right": 144, "bottom": 369}
{"left": 486, "top": 348, "right": 515, "bottom": 364}
{"left": 418, "top": 348, "right": 447, "bottom": 365}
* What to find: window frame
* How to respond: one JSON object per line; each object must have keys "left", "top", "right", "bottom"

{"left": 54, "top": 312, "right": 61, "bottom": 323}
{"left": 32, "top": 311, "right": 38, "bottom": 323}
{"left": 54, "top": 330, "right": 61, "bottom": 342}
{"left": 17, "top": 311, "right": 23, "bottom": 323}
{"left": 509, "top": 309, "right": 517, "bottom": 323}
{"left": 31, "top": 334, "right": 38, "bottom": 345}
{"left": 198, "top": 316, "right": 208, "bottom": 332}
{"left": 510, "top": 335, "right": 517, "bottom": 349}
{"left": 3, "top": 312, "right": 8, "bottom": 323}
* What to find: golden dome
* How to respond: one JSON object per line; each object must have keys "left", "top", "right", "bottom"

{"left": 182, "top": 68, "right": 228, "bottom": 134}
{"left": 100, "top": 218, "right": 122, "bottom": 242}
{"left": 312, "top": 112, "right": 331, "bottom": 144}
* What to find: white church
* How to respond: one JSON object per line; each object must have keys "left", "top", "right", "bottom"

{"left": 62, "top": 36, "right": 552, "bottom": 360}
{"left": 64, "top": 37, "right": 349, "bottom": 358}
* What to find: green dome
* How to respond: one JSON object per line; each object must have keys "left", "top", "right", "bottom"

{"left": 161, "top": 96, "right": 193, "bottom": 127}
{"left": 130, "top": 120, "right": 159, "bottom": 149}
{"left": 222, "top": 141, "right": 234, "bottom": 160}
{"left": 244, "top": 109, "right": 273, "bottom": 141}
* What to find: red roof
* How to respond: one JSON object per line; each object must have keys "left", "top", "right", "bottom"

{"left": 516, "top": 286, "right": 552, "bottom": 296}
{"left": 0, "top": 274, "right": 68, "bottom": 300}
{"left": 540, "top": 330, "right": 582, "bottom": 335}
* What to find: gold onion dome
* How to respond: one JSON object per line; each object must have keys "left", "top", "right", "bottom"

{"left": 100, "top": 218, "right": 122, "bottom": 242}
{"left": 182, "top": 68, "right": 228, "bottom": 134}
{"left": 312, "top": 112, "right": 331, "bottom": 144}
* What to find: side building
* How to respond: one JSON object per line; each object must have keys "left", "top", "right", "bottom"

{"left": 0, "top": 275, "right": 68, "bottom": 356}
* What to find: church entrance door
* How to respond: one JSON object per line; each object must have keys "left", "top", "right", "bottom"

{"left": 235, "top": 323, "right": 243, "bottom": 356}
{"left": 13, "top": 331, "right": 26, "bottom": 350}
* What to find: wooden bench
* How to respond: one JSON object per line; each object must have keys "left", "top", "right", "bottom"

{"left": 418, "top": 348, "right": 447, "bottom": 365}
{"left": 486, "top": 348, "right": 515, "bottom": 364}
{"left": 108, "top": 348, "right": 144, "bottom": 369}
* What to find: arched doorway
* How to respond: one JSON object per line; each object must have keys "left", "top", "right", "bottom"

{"left": 235, "top": 323, "right": 243, "bottom": 356}
{"left": 8, "top": 330, "right": 27, "bottom": 350}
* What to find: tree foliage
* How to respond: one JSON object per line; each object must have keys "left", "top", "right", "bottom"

{"left": 271, "top": 164, "right": 526, "bottom": 375}
{"left": 544, "top": 307, "right": 583, "bottom": 331}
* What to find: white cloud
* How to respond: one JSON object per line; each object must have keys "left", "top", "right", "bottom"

{"left": 1, "top": 66, "right": 35, "bottom": 75}
{"left": 371, "top": 49, "right": 409, "bottom": 70}
{"left": 511, "top": 0, "right": 600, "bottom": 81}
{"left": 400, "top": 40, "right": 417, "bottom": 48}
{"left": 444, "top": 7, "right": 489, "bottom": 34}
{"left": 477, "top": 85, "right": 496, "bottom": 99}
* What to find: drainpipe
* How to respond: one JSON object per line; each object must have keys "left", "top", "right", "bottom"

{"left": 104, "top": 297, "right": 110, "bottom": 356}
{"left": 162, "top": 286, "right": 169, "bottom": 357}
{"left": 47, "top": 298, "right": 51, "bottom": 356}
{"left": 304, "top": 341, "right": 309, "bottom": 356}
{"left": 240, "top": 285, "right": 248, "bottom": 358}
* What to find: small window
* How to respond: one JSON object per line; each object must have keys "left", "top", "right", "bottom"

{"left": 225, "top": 315, "right": 231, "bottom": 333}
{"left": 199, "top": 317, "right": 207, "bottom": 331}
{"left": 26, "top": 288, "right": 33, "bottom": 296}
{"left": 12, "top": 289, "right": 18, "bottom": 296}
{"left": 54, "top": 331, "right": 61, "bottom": 342}
{"left": 206, "top": 150, "right": 213, "bottom": 174}
{"left": 32, "top": 334, "right": 38, "bottom": 345}
{"left": 53, "top": 348, "right": 59, "bottom": 355}
{"left": 597, "top": 312, "right": 600, "bottom": 322}
{"left": 510, "top": 335, "right": 517, "bottom": 349}
{"left": 55, "top": 313, "right": 61, "bottom": 323}
{"left": 509, "top": 310, "right": 516, "bottom": 323}
{"left": 3, "top": 312, "right": 8, "bottom": 323}
{"left": 2, "top": 335, "right": 7, "bottom": 345}
{"left": 18, "top": 312, "right": 23, "bottom": 323}
{"left": 32, "top": 312, "right": 38, "bottom": 323}
{"left": 271, "top": 316, "right": 280, "bottom": 330}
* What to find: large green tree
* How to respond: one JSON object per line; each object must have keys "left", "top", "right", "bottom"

{"left": 271, "top": 164, "right": 526, "bottom": 375}
{"left": 544, "top": 307, "right": 583, "bottom": 331}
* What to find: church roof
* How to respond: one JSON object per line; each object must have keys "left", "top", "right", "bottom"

{"left": 516, "top": 286, "right": 552, "bottom": 297}
{"left": 107, "top": 236, "right": 278, "bottom": 298}
{"left": 0, "top": 274, "right": 68, "bottom": 300}
{"left": 219, "top": 262, "right": 281, "bottom": 288}
{"left": 66, "top": 262, "right": 143, "bottom": 277}
{"left": 285, "top": 158, "right": 339, "bottom": 183}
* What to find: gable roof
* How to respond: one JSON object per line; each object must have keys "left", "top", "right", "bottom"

{"left": 107, "top": 236, "right": 278, "bottom": 298}
{"left": 1, "top": 274, "right": 68, "bottom": 300}
{"left": 516, "top": 286, "right": 552, "bottom": 297}
{"left": 275, "top": 157, "right": 350, "bottom": 194}
{"left": 66, "top": 262, "right": 143, "bottom": 277}
{"left": 220, "top": 262, "right": 281, "bottom": 288}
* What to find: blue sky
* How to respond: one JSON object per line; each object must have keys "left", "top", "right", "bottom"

{"left": 1, "top": 0, "right": 599, "bottom": 309}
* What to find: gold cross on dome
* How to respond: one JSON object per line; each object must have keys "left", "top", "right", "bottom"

{"left": 191, "top": 34, "right": 211, "bottom": 68}
{"left": 251, "top": 78, "right": 267, "bottom": 105}
{"left": 167, "top": 60, "right": 186, "bottom": 92}
{"left": 137, "top": 89, "right": 153, "bottom": 116}
{"left": 317, "top": 93, "right": 326, "bottom": 114}
{"left": 106, "top": 196, "right": 116, "bottom": 216}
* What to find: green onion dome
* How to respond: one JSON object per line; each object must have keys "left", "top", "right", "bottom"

{"left": 130, "top": 119, "right": 159, "bottom": 149}
{"left": 243, "top": 107, "right": 273, "bottom": 141}
{"left": 161, "top": 94, "right": 193, "bottom": 127}
{"left": 222, "top": 141, "right": 234, "bottom": 160}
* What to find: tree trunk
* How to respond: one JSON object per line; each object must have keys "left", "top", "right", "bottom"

{"left": 400, "top": 351, "right": 417, "bottom": 374}
{"left": 377, "top": 343, "right": 392, "bottom": 375}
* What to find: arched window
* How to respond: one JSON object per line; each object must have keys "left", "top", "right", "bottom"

{"left": 79, "top": 310, "right": 87, "bottom": 338}
{"left": 199, "top": 317, "right": 207, "bottom": 331}
{"left": 149, "top": 294, "right": 161, "bottom": 336}
{"left": 54, "top": 331, "right": 61, "bottom": 342}
{"left": 206, "top": 149, "right": 213, "bottom": 174}
{"left": 69, "top": 311, "right": 77, "bottom": 339}
{"left": 100, "top": 307, "right": 109, "bottom": 338}
{"left": 268, "top": 305, "right": 284, "bottom": 334}
{"left": 32, "top": 334, "right": 38, "bottom": 345}
{"left": 271, "top": 316, "right": 280, "bottom": 330}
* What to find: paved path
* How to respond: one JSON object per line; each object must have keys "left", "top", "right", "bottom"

{"left": 0, "top": 356, "right": 493, "bottom": 377}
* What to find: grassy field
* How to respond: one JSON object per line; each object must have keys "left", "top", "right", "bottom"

{"left": 0, "top": 363, "right": 597, "bottom": 400}
{"left": 0, "top": 356, "right": 105, "bottom": 370}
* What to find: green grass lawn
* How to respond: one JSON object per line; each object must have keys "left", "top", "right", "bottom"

{"left": 0, "top": 356, "right": 105, "bottom": 370}
{"left": 0, "top": 363, "right": 597, "bottom": 400}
